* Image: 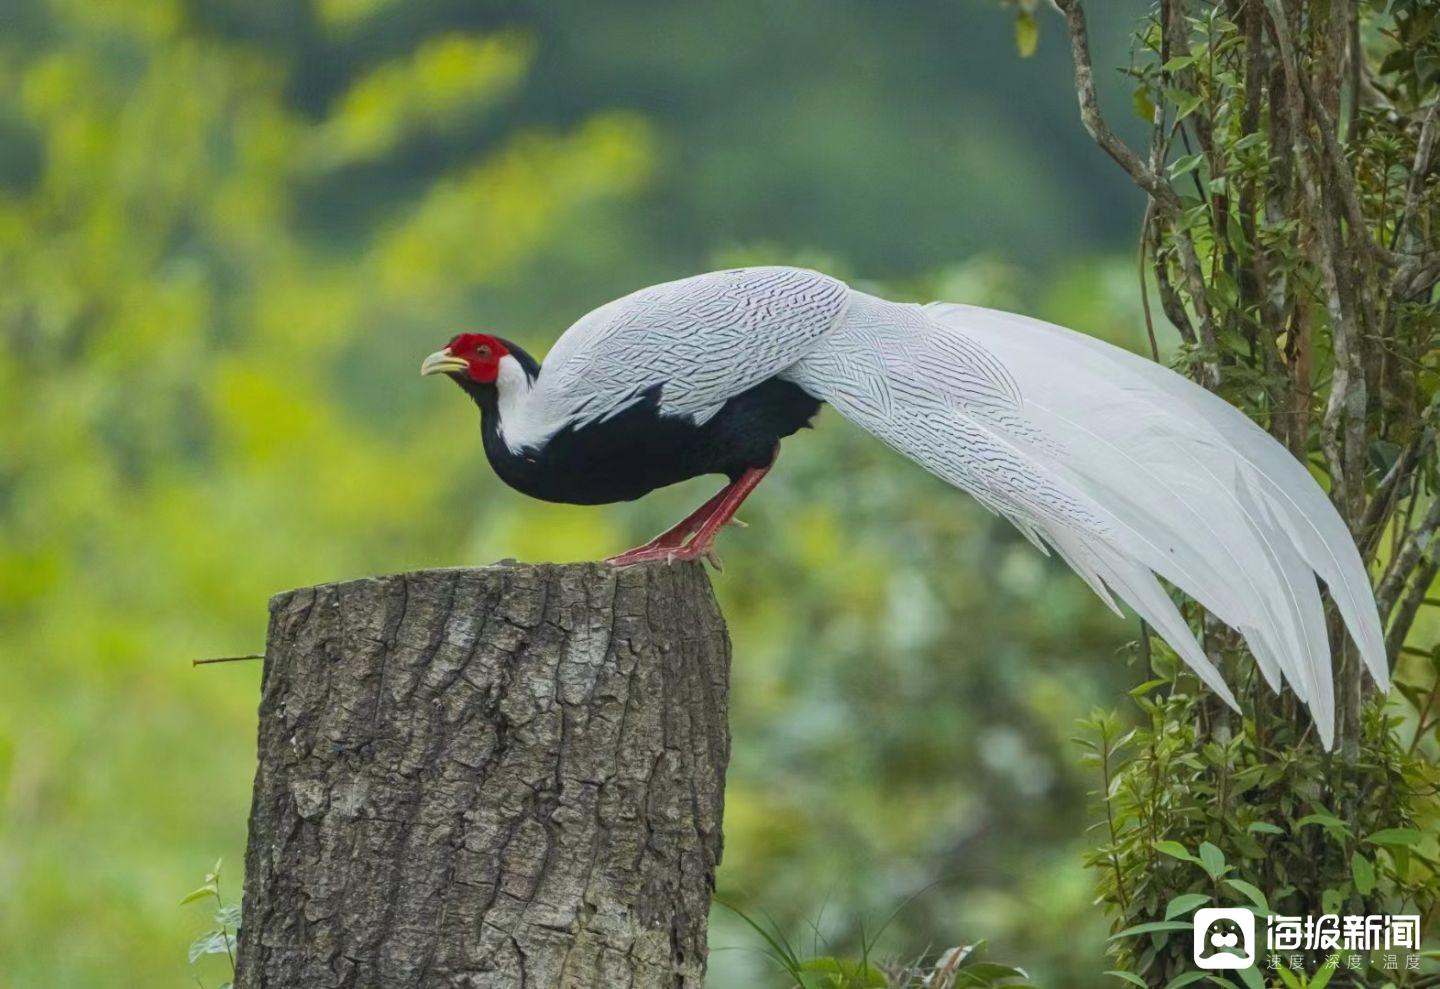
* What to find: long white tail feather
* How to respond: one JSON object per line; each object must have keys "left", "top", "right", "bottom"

{"left": 960, "top": 303, "right": 1387, "bottom": 689}
{"left": 785, "top": 292, "right": 1386, "bottom": 748}
{"left": 1043, "top": 526, "right": 1241, "bottom": 713}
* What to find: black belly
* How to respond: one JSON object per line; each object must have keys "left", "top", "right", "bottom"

{"left": 484, "top": 377, "right": 823, "bottom": 505}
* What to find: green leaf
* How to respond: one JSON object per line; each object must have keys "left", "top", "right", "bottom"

{"left": 1165, "top": 973, "right": 1209, "bottom": 989}
{"left": 180, "top": 885, "right": 217, "bottom": 905}
{"left": 1165, "top": 893, "right": 1211, "bottom": 919}
{"left": 1351, "top": 852, "right": 1376, "bottom": 895}
{"left": 1236, "top": 965, "right": 1266, "bottom": 989}
{"left": 188, "top": 930, "right": 235, "bottom": 964}
{"left": 797, "top": 957, "right": 887, "bottom": 987}
{"left": 1365, "top": 828, "right": 1421, "bottom": 846}
{"left": 1014, "top": 11, "right": 1038, "bottom": 58}
{"left": 1133, "top": 87, "right": 1157, "bottom": 123}
{"left": 1309, "top": 956, "right": 1342, "bottom": 989}
{"left": 1275, "top": 967, "right": 1304, "bottom": 989}
{"left": 1321, "top": 887, "right": 1344, "bottom": 915}
{"left": 1104, "top": 972, "right": 1148, "bottom": 988}
{"left": 1162, "top": 55, "right": 1197, "bottom": 71}
{"left": 715, "top": 901, "right": 803, "bottom": 975}
{"left": 1174, "top": 93, "right": 1204, "bottom": 121}
{"left": 1107, "top": 921, "right": 1193, "bottom": 942}
{"left": 1224, "top": 878, "right": 1269, "bottom": 914}
{"left": 1198, "top": 841, "right": 1227, "bottom": 879}
{"left": 215, "top": 903, "right": 243, "bottom": 928}
{"left": 1169, "top": 153, "right": 1205, "bottom": 179}
{"left": 1392, "top": 844, "right": 1412, "bottom": 877}
{"left": 1246, "top": 821, "right": 1284, "bottom": 835}
{"left": 1380, "top": 49, "right": 1414, "bottom": 76}
{"left": 1128, "top": 678, "right": 1169, "bottom": 697}
{"left": 1295, "top": 813, "right": 1351, "bottom": 837}
{"left": 1154, "top": 840, "right": 1202, "bottom": 865}
{"left": 955, "top": 961, "right": 1030, "bottom": 984}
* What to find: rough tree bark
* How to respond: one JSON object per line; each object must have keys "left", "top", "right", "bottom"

{"left": 233, "top": 561, "right": 731, "bottom": 989}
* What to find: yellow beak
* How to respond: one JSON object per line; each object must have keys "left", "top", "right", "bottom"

{"left": 420, "top": 350, "right": 470, "bottom": 377}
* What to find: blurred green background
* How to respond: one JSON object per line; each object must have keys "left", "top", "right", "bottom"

{"left": 0, "top": 0, "right": 1167, "bottom": 985}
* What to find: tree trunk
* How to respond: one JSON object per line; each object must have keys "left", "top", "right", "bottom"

{"left": 234, "top": 561, "right": 731, "bottom": 989}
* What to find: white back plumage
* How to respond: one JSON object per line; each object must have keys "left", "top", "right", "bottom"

{"left": 503, "top": 267, "right": 848, "bottom": 451}
{"left": 518, "top": 267, "right": 1387, "bottom": 745}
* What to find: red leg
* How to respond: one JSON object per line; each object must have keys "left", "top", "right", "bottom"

{"left": 605, "top": 486, "right": 731, "bottom": 563}
{"left": 671, "top": 463, "right": 770, "bottom": 568}
{"left": 608, "top": 453, "right": 776, "bottom": 569}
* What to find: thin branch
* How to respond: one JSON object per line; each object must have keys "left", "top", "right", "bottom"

{"left": 1056, "top": 0, "right": 1219, "bottom": 384}
{"left": 1361, "top": 443, "right": 1423, "bottom": 559}
{"left": 1138, "top": 199, "right": 1161, "bottom": 362}
{"left": 1175, "top": 231, "right": 1222, "bottom": 386}
{"left": 1270, "top": 0, "right": 1397, "bottom": 274}
{"left": 1154, "top": 246, "right": 1199, "bottom": 346}
{"left": 1287, "top": 302, "right": 1313, "bottom": 458}
{"left": 1377, "top": 497, "right": 1440, "bottom": 621}
{"left": 1393, "top": 99, "right": 1440, "bottom": 256}
{"left": 193, "top": 654, "right": 264, "bottom": 666}
{"left": 1386, "top": 554, "right": 1440, "bottom": 663}
{"left": 1265, "top": 0, "right": 1367, "bottom": 519}
{"left": 1378, "top": 98, "right": 1438, "bottom": 315}
{"left": 1396, "top": 256, "right": 1440, "bottom": 300}
{"left": 1053, "top": 0, "right": 1180, "bottom": 212}
{"left": 1294, "top": 63, "right": 1401, "bottom": 270}
{"left": 1360, "top": 392, "right": 1440, "bottom": 559}
{"left": 1346, "top": 5, "right": 1361, "bottom": 139}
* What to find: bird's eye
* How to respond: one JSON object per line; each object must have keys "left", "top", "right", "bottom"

{"left": 477, "top": 346, "right": 491, "bottom": 357}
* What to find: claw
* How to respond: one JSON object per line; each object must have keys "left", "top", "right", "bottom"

{"left": 728, "top": 517, "right": 748, "bottom": 528}
{"left": 606, "top": 545, "right": 689, "bottom": 568}
{"left": 703, "top": 548, "right": 724, "bottom": 571}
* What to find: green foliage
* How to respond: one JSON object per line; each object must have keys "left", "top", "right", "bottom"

{"left": 1120, "top": 0, "right": 1439, "bottom": 456}
{"left": 1078, "top": 680, "right": 1438, "bottom": 985}
{"left": 719, "top": 900, "right": 1031, "bottom": 989}
{"left": 1378, "top": 0, "right": 1440, "bottom": 104}
{"left": 183, "top": 859, "right": 239, "bottom": 989}
{"left": 998, "top": 0, "right": 1043, "bottom": 58}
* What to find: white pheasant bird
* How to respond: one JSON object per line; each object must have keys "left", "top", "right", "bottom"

{"left": 421, "top": 266, "right": 1389, "bottom": 746}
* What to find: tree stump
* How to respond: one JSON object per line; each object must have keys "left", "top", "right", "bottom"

{"left": 234, "top": 561, "right": 731, "bottom": 989}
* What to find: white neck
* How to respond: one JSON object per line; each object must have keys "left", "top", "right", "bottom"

{"left": 494, "top": 354, "right": 549, "bottom": 454}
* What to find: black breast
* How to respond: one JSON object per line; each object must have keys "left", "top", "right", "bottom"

{"left": 484, "top": 377, "right": 822, "bottom": 505}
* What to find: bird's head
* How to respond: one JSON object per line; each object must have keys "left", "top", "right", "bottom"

{"left": 420, "top": 332, "right": 510, "bottom": 385}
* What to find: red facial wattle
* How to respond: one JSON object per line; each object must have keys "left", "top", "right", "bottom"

{"left": 424, "top": 333, "right": 509, "bottom": 383}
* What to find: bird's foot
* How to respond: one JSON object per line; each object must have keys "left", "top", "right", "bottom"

{"left": 605, "top": 539, "right": 723, "bottom": 570}
{"left": 605, "top": 545, "right": 679, "bottom": 567}
{"left": 607, "top": 465, "right": 771, "bottom": 570}
{"left": 605, "top": 531, "right": 691, "bottom": 567}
